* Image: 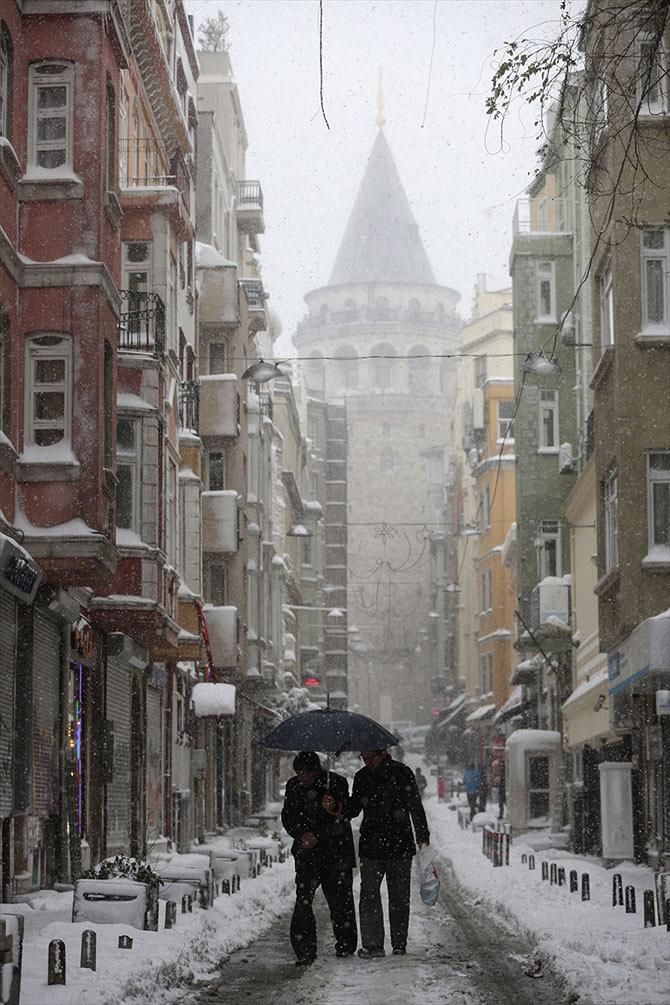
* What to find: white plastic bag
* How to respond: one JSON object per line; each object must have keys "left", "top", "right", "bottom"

{"left": 417, "top": 845, "right": 440, "bottom": 906}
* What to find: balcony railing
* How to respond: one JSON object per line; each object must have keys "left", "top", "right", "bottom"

{"left": 236, "top": 180, "right": 264, "bottom": 234}
{"left": 237, "top": 180, "right": 263, "bottom": 208}
{"left": 120, "top": 139, "right": 190, "bottom": 213}
{"left": 117, "top": 291, "right": 165, "bottom": 357}
{"left": 179, "top": 379, "right": 199, "bottom": 433}
{"left": 513, "top": 197, "right": 571, "bottom": 236}
{"left": 239, "top": 279, "right": 267, "bottom": 331}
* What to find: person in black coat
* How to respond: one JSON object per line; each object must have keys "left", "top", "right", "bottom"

{"left": 281, "top": 751, "right": 357, "bottom": 965}
{"left": 345, "top": 749, "right": 430, "bottom": 958}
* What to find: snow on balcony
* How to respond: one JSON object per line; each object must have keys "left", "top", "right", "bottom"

{"left": 199, "top": 374, "right": 239, "bottom": 439}
{"left": 203, "top": 605, "right": 238, "bottom": 669}
{"left": 191, "top": 682, "right": 236, "bottom": 717}
{"left": 202, "top": 490, "right": 238, "bottom": 553}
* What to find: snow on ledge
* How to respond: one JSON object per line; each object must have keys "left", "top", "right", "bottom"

{"left": 15, "top": 510, "right": 97, "bottom": 537}
{"left": 192, "top": 682, "right": 236, "bottom": 717}
{"left": 195, "top": 241, "right": 236, "bottom": 269}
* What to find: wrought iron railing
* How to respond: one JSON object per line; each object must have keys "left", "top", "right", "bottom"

{"left": 239, "top": 279, "right": 265, "bottom": 309}
{"left": 120, "top": 139, "right": 190, "bottom": 213}
{"left": 237, "top": 180, "right": 263, "bottom": 208}
{"left": 179, "top": 379, "right": 199, "bottom": 432}
{"left": 117, "top": 291, "right": 166, "bottom": 357}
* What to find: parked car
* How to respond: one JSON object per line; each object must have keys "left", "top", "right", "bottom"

{"left": 408, "top": 725, "right": 431, "bottom": 753}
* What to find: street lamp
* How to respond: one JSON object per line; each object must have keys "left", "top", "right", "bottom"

{"left": 287, "top": 523, "right": 312, "bottom": 537}
{"left": 241, "top": 358, "right": 285, "bottom": 383}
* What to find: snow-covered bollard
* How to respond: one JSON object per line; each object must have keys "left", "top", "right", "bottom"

{"left": 80, "top": 930, "right": 96, "bottom": 970}
{"left": 118, "top": 935, "right": 133, "bottom": 949}
{"left": 0, "top": 913, "right": 24, "bottom": 1003}
{"left": 550, "top": 863, "right": 557, "bottom": 885}
{"left": 528, "top": 855, "right": 535, "bottom": 870}
{"left": 581, "top": 874, "right": 590, "bottom": 901}
{"left": 625, "top": 886, "right": 636, "bottom": 914}
{"left": 48, "top": 939, "right": 66, "bottom": 985}
{"left": 569, "top": 869, "right": 578, "bottom": 892}
{"left": 612, "top": 873, "right": 623, "bottom": 906}
{"left": 643, "top": 890, "right": 656, "bottom": 927}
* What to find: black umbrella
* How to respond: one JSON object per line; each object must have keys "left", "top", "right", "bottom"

{"left": 260, "top": 708, "right": 399, "bottom": 755}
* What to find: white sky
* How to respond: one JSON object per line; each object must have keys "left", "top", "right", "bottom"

{"left": 185, "top": 0, "right": 564, "bottom": 355}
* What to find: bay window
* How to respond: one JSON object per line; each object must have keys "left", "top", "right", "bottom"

{"left": 539, "top": 389, "right": 559, "bottom": 451}
{"left": 536, "top": 260, "right": 556, "bottom": 322}
{"left": 116, "top": 417, "right": 140, "bottom": 531}
{"left": 536, "top": 519, "right": 560, "bottom": 579}
{"left": 28, "top": 62, "right": 73, "bottom": 171}
{"left": 25, "top": 335, "right": 71, "bottom": 448}
{"left": 604, "top": 471, "right": 619, "bottom": 572}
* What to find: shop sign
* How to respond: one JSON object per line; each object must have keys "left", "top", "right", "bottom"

{"left": 0, "top": 533, "right": 42, "bottom": 603}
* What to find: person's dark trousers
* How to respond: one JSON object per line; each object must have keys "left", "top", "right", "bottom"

{"left": 467, "top": 793, "right": 478, "bottom": 820}
{"left": 290, "top": 861, "right": 357, "bottom": 960}
{"left": 359, "top": 857, "right": 412, "bottom": 952}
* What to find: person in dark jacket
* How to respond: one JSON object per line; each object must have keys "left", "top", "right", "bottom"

{"left": 345, "top": 749, "right": 430, "bottom": 958}
{"left": 281, "top": 751, "right": 357, "bottom": 965}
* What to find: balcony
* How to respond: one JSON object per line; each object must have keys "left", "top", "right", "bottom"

{"left": 202, "top": 491, "right": 239, "bottom": 554}
{"left": 197, "top": 259, "right": 239, "bottom": 327}
{"left": 236, "top": 180, "right": 265, "bottom": 234}
{"left": 117, "top": 291, "right": 165, "bottom": 357}
{"left": 199, "top": 374, "right": 239, "bottom": 438}
{"left": 203, "top": 605, "right": 238, "bottom": 669}
{"left": 119, "top": 140, "right": 191, "bottom": 216}
{"left": 179, "top": 380, "right": 199, "bottom": 433}
{"left": 513, "top": 197, "right": 570, "bottom": 236}
{"left": 239, "top": 279, "right": 267, "bottom": 332}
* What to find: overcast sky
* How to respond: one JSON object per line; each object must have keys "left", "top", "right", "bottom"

{"left": 185, "top": 0, "right": 564, "bottom": 355}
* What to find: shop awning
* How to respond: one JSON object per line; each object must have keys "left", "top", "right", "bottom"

{"left": 494, "top": 686, "right": 524, "bottom": 724}
{"left": 511, "top": 657, "right": 542, "bottom": 686}
{"left": 561, "top": 667, "right": 615, "bottom": 748}
{"left": 191, "top": 682, "right": 236, "bottom": 717}
{"left": 465, "top": 702, "right": 496, "bottom": 723}
{"left": 608, "top": 609, "right": 670, "bottom": 695}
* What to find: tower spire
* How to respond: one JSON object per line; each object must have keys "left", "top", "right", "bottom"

{"left": 376, "top": 67, "right": 386, "bottom": 128}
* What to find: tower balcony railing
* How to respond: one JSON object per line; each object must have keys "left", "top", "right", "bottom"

{"left": 297, "top": 306, "right": 448, "bottom": 331}
{"left": 179, "top": 379, "right": 200, "bottom": 433}
{"left": 117, "top": 291, "right": 166, "bottom": 357}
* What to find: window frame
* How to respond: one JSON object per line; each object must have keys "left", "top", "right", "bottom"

{"left": 479, "top": 651, "right": 493, "bottom": 695}
{"left": 480, "top": 568, "right": 493, "bottom": 613}
{"left": 0, "top": 312, "right": 10, "bottom": 437}
{"left": 536, "top": 519, "right": 561, "bottom": 579}
{"left": 164, "top": 452, "right": 179, "bottom": 565}
{"left": 535, "top": 260, "right": 556, "bottom": 323}
{"left": 640, "top": 227, "right": 670, "bottom": 334}
{"left": 646, "top": 451, "right": 670, "bottom": 553}
{"left": 637, "top": 32, "right": 668, "bottom": 117}
{"left": 604, "top": 470, "right": 619, "bottom": 572}
{"left": 0, "top": 27, "right": 12, "bottom": 140}
{"left": 480, "top": 486, "right": 491, "bottom": 530}
{"left": 116, "top": 415, "right": 141, "bottom": 532}
{"left": 599, "top": 260, "right": 614, "bottom": 348}
{"left": 25, "top": 334, "right": 72, "bottom": 449}
{"left": 538, "top": 389, "right": 559, "bottom": 453}
{"left": 28, "top": 61, "right": 74, "bottom": 172}
{"left": 496, "top": 399, "right": 515, "bottom": 444}
{"left": 206, "top": 450, "right": 226, "bottom": 491}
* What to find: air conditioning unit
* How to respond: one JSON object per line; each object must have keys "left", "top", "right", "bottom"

{"left": 559, "top": 442, "right": 575, "bottom": 473}
{"left": 472, "top": 387, "right": 485, "bottom": 430}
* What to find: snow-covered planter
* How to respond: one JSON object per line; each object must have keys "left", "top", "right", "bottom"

{"left": 77, "top": 856, "right": 160, "bottom": 930}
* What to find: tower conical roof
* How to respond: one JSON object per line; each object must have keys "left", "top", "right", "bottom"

{"left": 328, "top": 129, "right": 435, "bottom": 287}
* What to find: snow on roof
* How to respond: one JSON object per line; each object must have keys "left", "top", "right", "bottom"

{"left": 493, "top": 686, "right": 524, "bottom": 722}
{"left": 191, "top": 682, "right": 236, "bottom": 717}
{"left": 445, "top": 692, "right": 466, "bottom": 713}
{"left": 465, "top": 702, "right": 496, "bottom": 723}
{"left": 117, "top": 391, "right": 155, "bottom": 412}
{"left": 195, "top": 241, "right": 235, "bottom": 269}
{"left": 15, "top": 510, "right": 97, "bottom": 537}
{"left": 506, "top": 728, "right": 561, "bottom": 751}
{"left": 561, "top": 667, "right": 609, "bottom": 711}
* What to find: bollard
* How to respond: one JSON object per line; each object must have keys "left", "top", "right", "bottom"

{"left": 558, "top": 867, "right": 565, "bottom": 887}
{"left": 612, "top": 873, "right": 623, "bottom": 906}
{"left": 170, "top": 901, "right": 177, "bottom": 925}
{"left": 521, "top": 853, "right": 527, "bottom": 864}
{"left": 182, "top": 894, "right": 189, "bottom": 914}
{"left": 529, "top": 855, "right": 535, "bottom": 871}
{"left": 569, "top": 869, "right": 578, "bottom": 893}
{"left": 164, "top": 902, "right": 172, "bottom": 929}
{"left": 542, "top": 861, "right": 549, "bottom": 881}
{"left": 118, "top": 935, "right": 133, "bottom": 949}
{"left": 482, "top": 828, "right": 487, "bottom": 856}
{"left": 581, "top": 874, "right": 590, "bottom": 901}
{"left": 625, "top": 886, "right": 636, "bottom": 914}
{"left": 643, "top": 890, "right": 656, "bottom": 928}
{"left": 187, "top": 894, "right": 193, "bottom": 913}
{"left": 48, "top": 939, "right": 66, "bottom": 985}
{"left": 80, "top": 930, "right": 97, "bottom": 970}
{"left": 550, "top": 863, "right": 557, "bottom": 885}
{"left": 505, "top": 833, "right": 510, "bottom": 866}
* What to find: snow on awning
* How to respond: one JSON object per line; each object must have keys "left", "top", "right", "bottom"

{"left": 191, "top": 682, "right": 236, "bottom": 717}
{"left": 465, "top": 702, "right": 496, "bottom": 723}
{"left": 493, "top": 686, "right": 524, "bottom": 723}
{"left": 445, "top": 692, "right": 466, "bottom": 713}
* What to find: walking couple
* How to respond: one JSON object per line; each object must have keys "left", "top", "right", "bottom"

{"left": 281, "top": 748, "right": 431, "bottom": 966}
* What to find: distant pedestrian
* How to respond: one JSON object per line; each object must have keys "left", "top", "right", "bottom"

{"left": 497, "top": 759, "right": 506, "bottom": 820}
{"left": 415, "top": 766, "right": 427, "bottom": 799}
{"left": 463, "top": 763, "right": 480, "bottom": 820}
{"left": 347, "top": 748, "right": 430, "bottom": 958}
{"left": 281, "top": 752, "right": 357, "bottom": 966}
{"left": 477, "top": 765, "right": 488, "bottom": 814}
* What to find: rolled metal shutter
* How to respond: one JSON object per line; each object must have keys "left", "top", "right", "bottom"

{"left": 31, "top": 610, "right": 61, "bottom": 816}
{"left": 0, "top": 592, "right": 16, "bottom": 817}
{"left": 145, "top": 683, "right": 163, "bottom": 842}
{"left": 106, "top": 656, "right": 132, "bottom": 852}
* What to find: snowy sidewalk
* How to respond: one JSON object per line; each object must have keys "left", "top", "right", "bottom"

{"left": 427, "top": 796, "right": 669, "bottom": 1005}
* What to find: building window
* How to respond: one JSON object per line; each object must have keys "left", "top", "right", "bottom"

{"left": 123, "top": 241, "right": 152, "bottom": 295}
{"left": 474, "top": 354, "right": 487, "bottom": 389}
{"left": 641, "top": 228, "right": 669, "bottom": 333}
{"left": 647, "top": 451, "right": 670, "bottom": 557}
{"left": 539, "top": 389, "right": 559, "bottom": 451}
{"left": 116, "top": 417, "right": 139, "bottom": 530}
{"left": 599, "top": 261, "right": 614, "bottom": 348}
{"left": 480, "top": 486, "right": 491, "bottom": 530}
{"left": 208, "top": 340, "right": 229, "bottom": 375}
{"left": 536, "top": 519, "right": 560, "bottom": 579}
{"left": 496, "top": 399, "right": 514, "bottom": 443}
{"left": 105, "top": 77, "right": 115, "bottom": 191}
{"left": 25, "top": 335, "right": 71, "bottom": 447}
{"left": 528, "top": 755, "right": 550, "bottom": 822}
{"left": 637, "top": 33, "right": 668, "bottom": 116}
{"left": 480, "top": 569, "right": 492, "bottom": 612}
{"left": 207, "top": 450, "right": 226, "bottom": 491}
{"left": 0, "top": 27, "right": 12, "bottom": 139}
{"left": 603, "top": 471, "right": 619, "bottom": 572}
{"left": 28, "top": 62, "right": 73, "bottom": 171}
{"left": 0, "top": 312, "right": 10, "bottom": 436}
{"left": 535, "top": 260, "right": 556, "bottom": 322}
{"left": 165, "top": 454, "right": 178, "bottom": 565}
{"left": 479, "top": 652, "right": 492, "bottom": 695}
{"left": 208, "top": 562, "right": 227, "bottom": 606}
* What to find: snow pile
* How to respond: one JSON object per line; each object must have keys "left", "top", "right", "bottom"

{"left": 18, "top": 858, "right": 294, "bottom": 1005}
{"left": 428, "top": 798, "right": 669, "bottom": 1005}
{"left": 195, "top": 241, "right": 235, "bottom": 269}
{"left": 191, "top": 682, "right": 236, "bottom": 717}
